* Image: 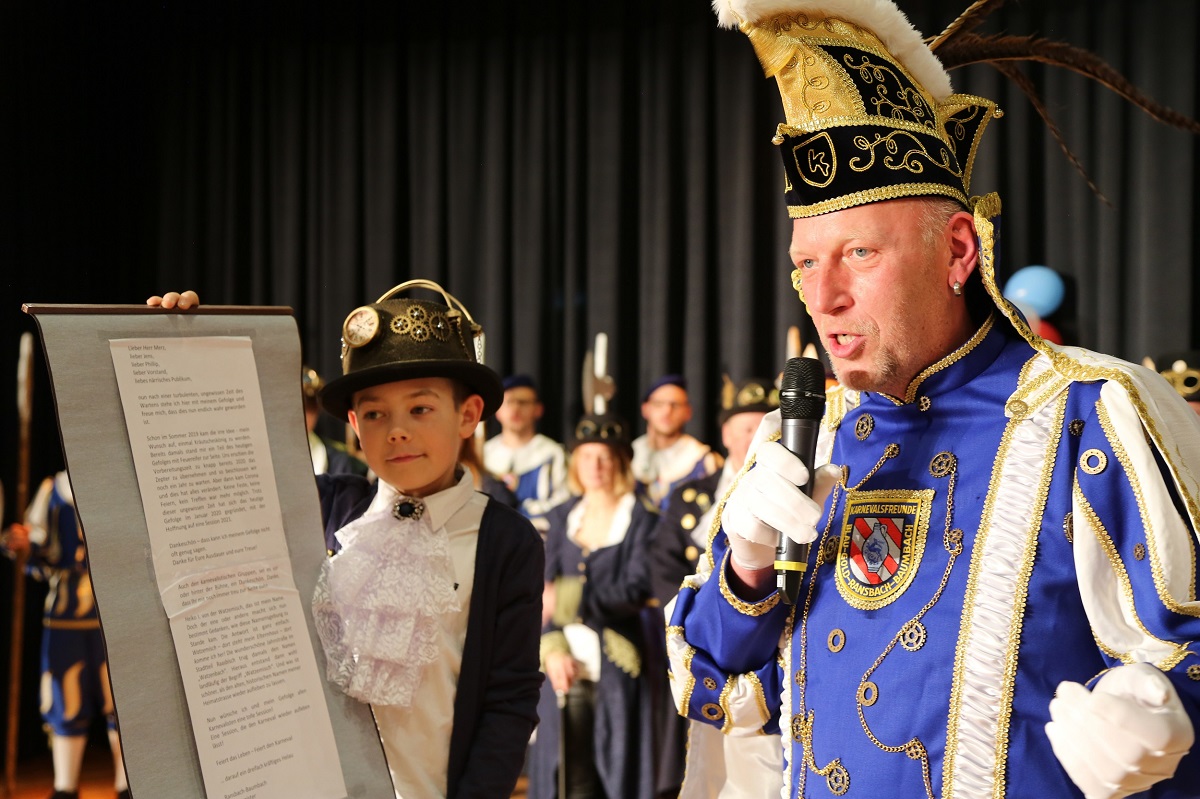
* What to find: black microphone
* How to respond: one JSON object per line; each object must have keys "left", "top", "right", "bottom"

{"left": 775, "top": 357, "right": 827, "bottom": 605}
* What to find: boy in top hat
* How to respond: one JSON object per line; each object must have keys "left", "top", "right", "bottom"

{"left": 483, "top": 374, "right": 568, "bottom": 531}
{"left": 151, "top": 284, "right": 543, "bottom": 799}
{"left": 666, "top": 3, "right": 1200, "bottom": 798}
{"left": 631, "top": 375, "right": 722, "bottom": 511}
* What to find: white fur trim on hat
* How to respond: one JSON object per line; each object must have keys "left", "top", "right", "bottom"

{"left": 712, "top": 0, "right": 953, "bottom": 100}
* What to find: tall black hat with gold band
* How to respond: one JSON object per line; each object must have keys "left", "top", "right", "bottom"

{"left": 716, "top": 0, "right": 999, "bottom": 219}
{"left": 718, "top": 374, "right": 780, "bottom": 426}
{"left": 319, "top": 279, "right": 504, "bottom": 420}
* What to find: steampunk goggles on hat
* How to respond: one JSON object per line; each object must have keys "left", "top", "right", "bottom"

{"left": 318, "top": 279, "right": 503, "bottom": 420}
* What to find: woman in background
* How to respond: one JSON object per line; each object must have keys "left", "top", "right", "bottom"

{"left": 528, "top": 413, "right": 657, "bottom": 799}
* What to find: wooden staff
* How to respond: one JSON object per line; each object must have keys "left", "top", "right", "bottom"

{"left": 4, "top": 332, "right": 34, "bottom": 798}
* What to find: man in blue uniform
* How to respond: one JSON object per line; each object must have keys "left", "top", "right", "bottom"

{"left": 483, "top": 374, "right": 568, "bottom": 531}
{"left": 3, "top": 472, "right": 130, "bottom": 799}
{"left": 668, "top": 3, "right": 1200, "bottom": 798}
{"left": 632, "top": 375, "right": 722, "bottom": 511}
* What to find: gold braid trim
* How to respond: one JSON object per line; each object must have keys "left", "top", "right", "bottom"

{"left": 1095, "top": 399, "right": 1199, "bottom": 614}
{"left": 1074, "top": 484, "right": 1192, "bottom": 668}
{"left": 603, "top": 628, "right": 641, "bottom": 678}
{"left": 718, "top": 548, "right": 782, "bottom": 616}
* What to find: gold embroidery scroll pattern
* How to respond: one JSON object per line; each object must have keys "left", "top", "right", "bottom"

{"left": 854, "top": 461, "right": 962, "bottom": 799}
{"left": 1074, "top": 485, "right": 1191, "bottom": 670}
{"left": 947, "top": 105, "right": 987, "bottom": 144}
{"left": 849, "top": 131, "right": 956, "bottom": 177}
{"left": 1096, "top": 399, "right": 1198, "bottom": 614}
{"left": 943, "top": 95, "right": 1002, "bottom": 192}
{"left": 840, "top": 54, "right": 934, "bottom": 128}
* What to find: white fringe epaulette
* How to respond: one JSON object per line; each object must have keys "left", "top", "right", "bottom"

{"left": 711, "top": 0, "right": 954, "bottom": 101}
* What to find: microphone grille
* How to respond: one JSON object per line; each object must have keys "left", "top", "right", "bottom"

{"left": 780, "top": 357, "right": 826, "bottom": 420}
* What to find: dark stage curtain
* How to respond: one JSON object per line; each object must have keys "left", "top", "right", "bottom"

{"left": 141, "top": 0, "right": 1200, "bottom": 441}
{"left": 3, "top": 0, "right": 1200, "bottom": 758}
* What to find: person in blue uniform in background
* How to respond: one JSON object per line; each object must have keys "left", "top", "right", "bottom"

{"left": 631, "top": 375, "right": 723, "bottom": 512}
{"left": 3, "top": 471, "right": 130, "bottom": 799}
{"left": 668, "top": 3, "right": 1200, "bottom": 798}
{"left": 484, "top": 374, "right": 568, "bottom": 533}
{"left": 529, "top": 411, "right": 658, "bottom": 799}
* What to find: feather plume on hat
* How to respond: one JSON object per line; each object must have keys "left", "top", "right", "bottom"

{"left": 713, "top": 0, "right": 953, "bottom": 100}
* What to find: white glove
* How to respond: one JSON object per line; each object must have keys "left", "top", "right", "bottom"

{"left": 721, "top": 441, "right": 831, "bottom": 570}
{"left": 1046, "top": 662, "right": 1194, "bottom": 799}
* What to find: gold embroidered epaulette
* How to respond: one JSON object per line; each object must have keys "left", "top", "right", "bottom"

{"left": 1005, "top": 353, "right": 1073, "bottom": 421}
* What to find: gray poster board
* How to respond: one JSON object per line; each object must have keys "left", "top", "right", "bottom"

{"left": 24, "top": 304, "right": 394, "bottom": 799}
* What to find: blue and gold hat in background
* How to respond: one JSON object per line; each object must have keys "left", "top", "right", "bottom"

{"left": 718, "top": 374, "right": 780, "bottom": 426}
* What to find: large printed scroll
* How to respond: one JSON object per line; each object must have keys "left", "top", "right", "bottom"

{"left": 24, "top": 305, "right": 393, "bottom": 799}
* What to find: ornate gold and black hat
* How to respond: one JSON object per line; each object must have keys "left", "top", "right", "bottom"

{"left": 715, "top": 0, "right": 1200, "bottom": 219}
{"left": 715, "top": 0, "right": 999, "bottom": 218}
{"left": 716, "top": 0, "right": 1200, "bottom": 352}
{"left": 319, "top": 279, "right": 504, "bottom": 420}
{"left": 1149, "top": 352, "right": 1200, "bottom": 403}
{"left": 718, "top": 374, "right": 780, "bottom": 426}
{"left": 302, "top": 365, "right": 324, "bottom": 400}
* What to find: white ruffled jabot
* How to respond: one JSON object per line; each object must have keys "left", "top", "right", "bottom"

{"left": 312, "top": 492, "right": 462, "bottom": 707}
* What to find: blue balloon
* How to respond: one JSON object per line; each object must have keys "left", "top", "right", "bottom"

{"left": 1002, "top": 265, "right": 1064, "bottom": 318}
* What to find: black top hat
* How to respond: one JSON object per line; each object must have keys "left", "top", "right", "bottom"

{"left": 319, "top": 280, "right": 504, "bottom": 420}
{"left": 569, "top": 412, "right": 633, "bottom": 456}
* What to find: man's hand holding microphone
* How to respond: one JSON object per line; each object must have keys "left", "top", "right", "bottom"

{"left": 722, "top": 358, "right": 837, "bottom": 601}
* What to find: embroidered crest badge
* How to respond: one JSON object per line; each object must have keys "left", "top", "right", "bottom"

{"left": 835, "top": 489, "right": 933, "bottom": 610}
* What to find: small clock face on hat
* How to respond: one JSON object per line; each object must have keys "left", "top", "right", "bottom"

{"left": 342, "top": 306, "right": 380, "bottom": 348}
